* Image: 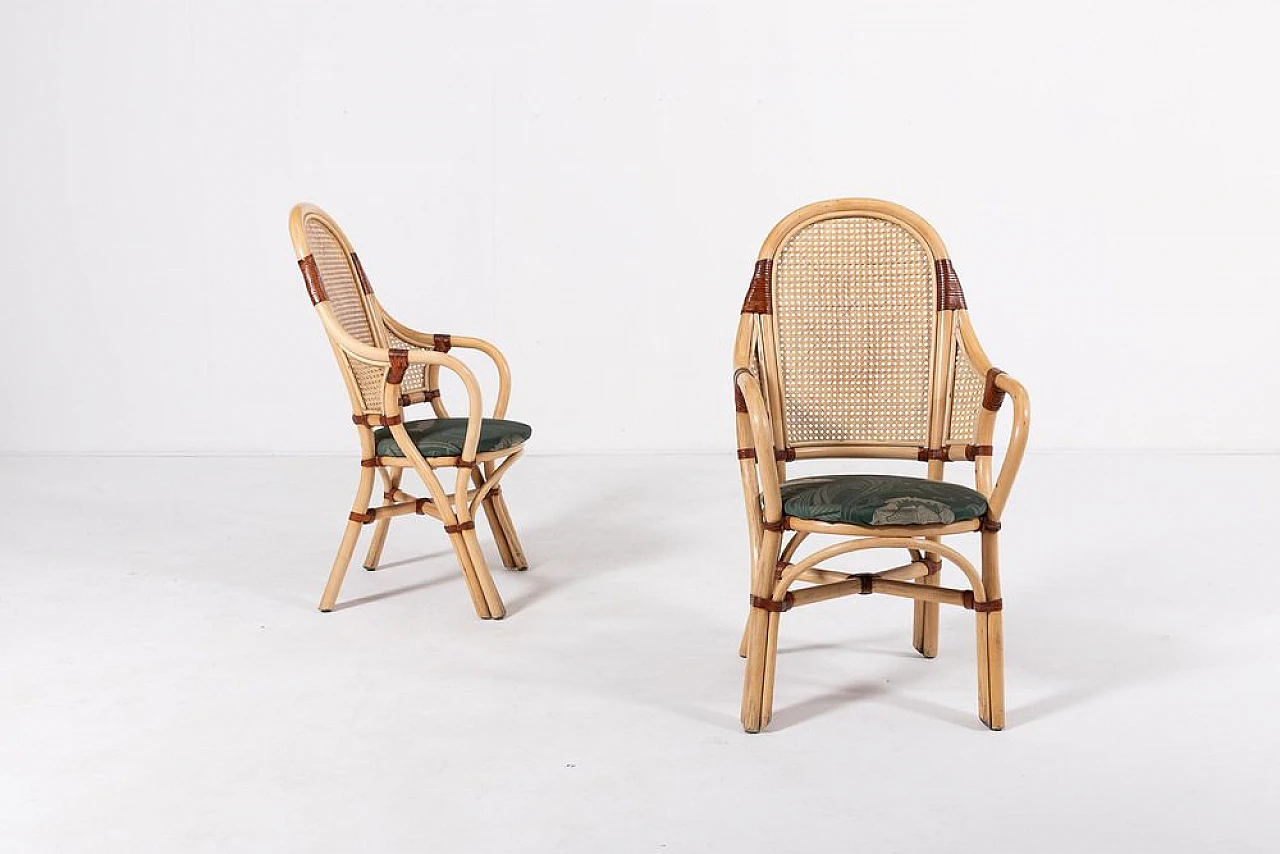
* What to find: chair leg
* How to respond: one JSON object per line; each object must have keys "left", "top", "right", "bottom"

{"left": 738, "top": 617, "right": 750, "bottom": 658}
{"left": 319, "top": 463, "right": 376, "bottom": 612}
{"left": 459, "top": 521, "right": 507, "bottom": 620}
{"left": 741, "top": 529, "right": 783, "bottom": 732}
{"left": 978, "top": 529, "right": 1005, "bottom": 730}
{"left": 490, "top": 491, "right": 528, "bottom": 570}
{"left": 481, "top": 495, "right": 517, "bottom": 568}
{"left": 912, "top": 543, "right": 940, "bottom": 658}
{"left": 363, "top": 469, "right": 402, "bottom": 571}
{"left": 446, "top": 527, "right": 494, "bottom": 620}
{"left": 740, "top": 607, "right": 772, "bottom": 732}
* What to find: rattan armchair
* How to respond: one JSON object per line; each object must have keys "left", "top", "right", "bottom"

{"left": 289, "top": 203, "right": 530, "bottom": 619}
{"left": 733, "top": 199, "right": 1030, "bottom": 732}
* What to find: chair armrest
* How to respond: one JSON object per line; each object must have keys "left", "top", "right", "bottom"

{"left": 317, "top": 305, "right": 486, "bottom": 476}
{"left": 986, "top": 373, "right": 1030, "bottom": 522}
{"left": 381, "top": 311, "right": 513, "bottom": 419}
{"left": 734, "top": 368, "right": 783, "bottom": 525}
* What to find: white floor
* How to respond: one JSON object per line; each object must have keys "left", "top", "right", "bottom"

{"left": 1, "top": 453, "right": 1277, "bottom": 852}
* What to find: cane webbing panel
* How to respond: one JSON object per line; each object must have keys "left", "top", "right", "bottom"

{"left": 947, "top": 336, "right": 986, "bottom": 445}
{"left": 303, "top": 216, "right": 385, "bottom": 410}
{"left": 773, "top": 217, "right": 935, "bottom": 445}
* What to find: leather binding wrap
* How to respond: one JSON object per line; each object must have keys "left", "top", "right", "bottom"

{"left": 741, "top": 259, "right": 774, "bottom": 314}
{"left": 750, "top": 593, "right": 793, "bottom": 612}
{"left": 299, "top": 255, "right": 326, "bottom": 305}
{"left": 983, "top": 368, "right": 1007, "bottom": 411}
{"left": 387, "top": 349, "right": 409, "bottom": 385}
{"left": 350, "top": 252, "right": 374, "bottom": 294}
{"left": 935, "top": 258, "right": 967, "bottom": 310}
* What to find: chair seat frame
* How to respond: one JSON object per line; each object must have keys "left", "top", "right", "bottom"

{"left": 734, "top": 199, "right": 1030, "bottom": 732}
{"left": 290, "top": 204, "right": 528, "bottom": 619}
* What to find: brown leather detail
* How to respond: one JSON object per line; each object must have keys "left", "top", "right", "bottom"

{"left": 966, "top": 444, "right": 994, "bottom": 460}
{"left": 962, "top": 593, "right": 1002, "bottom": 613}
{"left": 935, "top": 258, "right": 967, "bottom": 310}
{"left": 383, "top": 490, "right": 399, "bottom": 501}
{"left": 350, "top": 252, "right": 373, "bottom": 294}
{"left": 921, "top": 557, "right": 942, "bottom": 576}
{"left": 415, "top": 498, "right": 432, "bottom": 514}
{"left": 856, "top": 573, "right": 874, "bottom": 595}
{"left": 454, "top": 459, "right": 476, "bottom": 469}
{"left": 918, "top": 447, "right": 946, "bottom": 462}
{"left": 775, "top": 448, "right": 796, "bottom": 462}
{"left": 774, "top": 560, "right": 791, "bottom": 581}
{"left": 750, "top": 593, "right": 793, "bottom": 613}
{"left": 487, "top": 486, "right": 501, "bottom": 498}
{"left": 387, "top": 349, "right": 409, "bottom": 385}
{"left": 400, "top": 389, "right": 441, "bottom": 406}
{"left": 983, "top": 368, "right": 1007, "bottom": 411}
{"left": 762, "top": 519, "right": 786, "bottom": 533}
{"left": 433, "top": 334, "right": 452, "bottom": 353}
{"left": 981, "top": 515, "right": 1002, "bottom": 533}
{"left": 299, "top": 255, "right": 326, "bottom": 304}
{"left": 733, "top": 368, "right": 750, "bottom": 413}
{"left": 737, "top": 448, "right": 756, "bottom": 460}
{"left": 443, "top": 520, "right": 476, "bottom": 534}
{"left": 352, "top": 413, "right": 400, "bottom": 427}
{"left": 741, "top": 259, "right": 773, "bottom": 314}
{"left": 360, "top": 457, "right": 377, "bottom": 468}
{"left": 349, "top": 511, "right": 374, "bottom": 524}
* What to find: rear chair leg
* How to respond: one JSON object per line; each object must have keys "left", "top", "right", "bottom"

{"left": 491, "top": 491, "right": 528, "bottom": 570}
{"left": 363, "top": 468, "right": 402, "bottom": 571}
{"left": 319, "top": 463, "right": 376, "bottom": 612}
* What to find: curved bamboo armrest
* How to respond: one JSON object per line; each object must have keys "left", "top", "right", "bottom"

{"left": 317, "top": 304, "right": 487, "bottom": 476}
{"left": 734, "top": 369, "right": 783, "bottom": 524}
{"left": 986, "top": 373, "right": 1030, "bottom": 522}
{"left": 380, "top": 311, "right": 512, "bottom": 419}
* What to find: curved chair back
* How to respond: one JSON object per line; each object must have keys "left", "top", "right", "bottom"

{"left": 734, "top": 199, "right": 997, "bottom": 465}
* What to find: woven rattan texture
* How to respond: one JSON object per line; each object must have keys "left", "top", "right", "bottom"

{"left": 773, "top": 217, "right": 935, "bottom": 445}
{"left": 947, "top": 334, "right": 986, "bottom": 445}
{"left": 303, "top": 216, "right": 384, "bottom": 410}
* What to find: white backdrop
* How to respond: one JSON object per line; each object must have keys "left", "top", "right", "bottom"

{"left": 2, "top": 0, "right": 1276, "bottom": 455}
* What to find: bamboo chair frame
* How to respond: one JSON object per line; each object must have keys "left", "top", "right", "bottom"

{"left": 289, "top": 203, "right": 529, "bottom": 619}
{"left": 733, "top": 199, "right": 1030, "bottom": 732}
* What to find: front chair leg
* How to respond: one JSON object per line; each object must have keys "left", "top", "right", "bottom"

{"left": 978, "top": 528, "right": 1005, "bottom": 730}
{"left": 458, "top": 520, "right": 506, "bottom": 619}
{"left": 912, "top": 545, "right": 941, "bottom": 658}
{"left": 445, "top": 525, "right": 495, "bottom": 620}
{"left": 319, "top": 463, "right": 376, "bottom": 612}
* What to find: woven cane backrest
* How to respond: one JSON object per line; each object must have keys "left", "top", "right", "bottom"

{"left": 291, "top": 206, "right": 390, "bottom": 413}
{"left": 771, "top": 216, "right": 936, "bottom": 446}
{"left": 945, "top": 329, "right": 986, "bottom": 446}
{"left": 739, "top": 200, "right": 991, "bottom": 462}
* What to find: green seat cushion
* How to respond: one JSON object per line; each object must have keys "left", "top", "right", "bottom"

{"left": 373, "top": 418, "right": 532, "bottom": 458}
{"left": 780, "top": 474, "right": 988, "bottom": 527}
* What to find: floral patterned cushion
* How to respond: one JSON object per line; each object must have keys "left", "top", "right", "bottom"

{"left": 780, "top": 474, "right": 988, "bottom": 527}
{"left": 373, "top": 418, "right": 531, "bottom": 458}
